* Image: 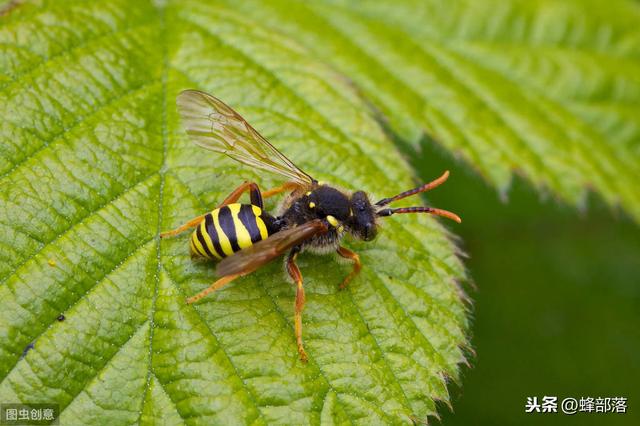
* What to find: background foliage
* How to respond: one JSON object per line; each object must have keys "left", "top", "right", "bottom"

{"left": 417, "top": 141, "right": 640, "bottom": 426}
{"left": 1, "top": 0, "right": 639, "bottom": 425}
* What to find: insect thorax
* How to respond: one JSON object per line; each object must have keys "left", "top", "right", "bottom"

{"left": 279, "top": 184, "right": 351, "bottom": 252}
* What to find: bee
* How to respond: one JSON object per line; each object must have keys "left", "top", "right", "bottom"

{"left": 161, "top": 90, "right": 461, "bottom": 362}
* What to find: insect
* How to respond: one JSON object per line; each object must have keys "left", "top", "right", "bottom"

{"left": 161, "top": 90, "right": 461, "bottom": 362}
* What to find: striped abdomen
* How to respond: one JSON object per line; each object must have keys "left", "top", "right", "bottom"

{"left": 190, "top": 203, "right": 270, "bottom": 260}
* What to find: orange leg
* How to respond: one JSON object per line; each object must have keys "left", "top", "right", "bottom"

{"left": 220, "top": 180, "right": 299, "bottom": 207}
{"left": 336, "top": 246, "right": 361, "bottom": 289}
{"left": 218, "top": 181, "right": 263, "bottom": 208}
{"left": 286, "top": 248, "right": 308, "bottom": 362}
{"left": 262, "top": 181, "right": 300, "bottom": 198}
{"left": 160, "top": 215, "right": 205, "bottom": 239}
{"left": 186, "top": 273, "right": 241, "bottom": 304}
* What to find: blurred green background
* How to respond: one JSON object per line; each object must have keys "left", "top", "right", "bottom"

{"left": 408, "top": 139, "right": 640, "bottom": 425}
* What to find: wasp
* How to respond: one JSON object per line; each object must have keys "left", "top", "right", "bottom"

{"left": 161, "top": 90, "right": 461, "bottom": 362}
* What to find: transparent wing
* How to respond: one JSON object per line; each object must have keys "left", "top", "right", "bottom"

{"left": 216, "top": 220, "right": 328, "bottom": 277}
{"left": 177, "top": 90, "right": 314, "bottom": 185}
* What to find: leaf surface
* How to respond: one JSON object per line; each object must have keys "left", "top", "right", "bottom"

{"left": 0, "top": 0, "right": 468, "bottom": 424}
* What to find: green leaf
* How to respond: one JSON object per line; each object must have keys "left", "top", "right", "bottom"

{"left": 218, "top": 0, "right": 640, "bottom": 220}
{"left": 0, "top": 0, "right": 468, "bottom": 424}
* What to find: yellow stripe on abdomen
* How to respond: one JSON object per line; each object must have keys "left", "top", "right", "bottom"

{"left": 199, "top": 220, "right": 222, "bottom": 260}
{"left": 191, "top": 231, "right": 208, "bottom": 258}
{"left": 212, "top": 208, "right": 235, "bottom": 256}
{"left": 228, "top": 204, "right": 253, "bottom": 249}
{"left": 189, "top": 236, "right": 200, "bottom": 257}
{"left": 252, "top": 205, "right": 269, "bottom": 240}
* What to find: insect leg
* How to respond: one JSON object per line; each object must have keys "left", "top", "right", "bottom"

{"left": 220, "top": 180, "right": 301, "bottom": 209}
{"left": 336, "top": 246, "right": 362, "bottom": 289}
{"left": 286, "top": 246, "right": 308, "bottom": 362}
{"left": 186, "top": 273, "right": 242, "bottom": 304}
{"left": 160, "top": 215, "right": 205, "bottom": 238}
{"left": 261, "top": 181, "right": 300, "bottom": 198}
{"left": 218, "top": 181, "right": 263, "bottom": 208}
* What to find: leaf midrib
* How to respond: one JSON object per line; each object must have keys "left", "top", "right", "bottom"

{"left": 142, "top": 1, "right": 169, "bottom": 422}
